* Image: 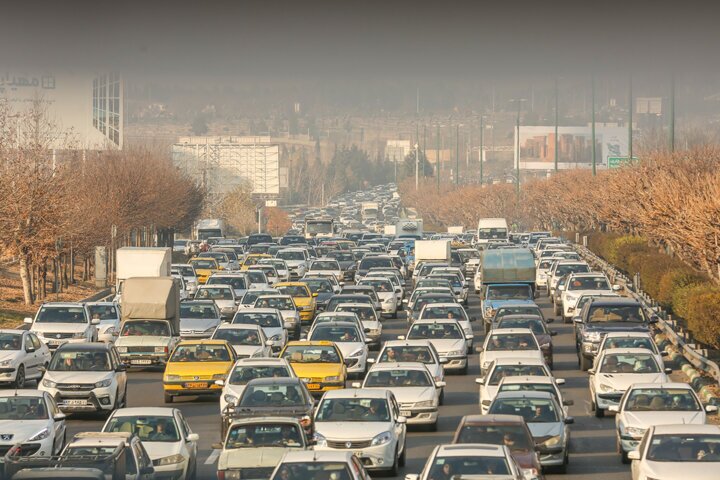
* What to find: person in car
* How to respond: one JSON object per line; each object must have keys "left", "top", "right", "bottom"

{"left": 150, "top": 420, "right": 175, "bottom": 441}
{"left": 278, "top": 425, "right": 301, "bottom": 446}
{"left": 602, "top": 356, "right": 620, "bottom": 373}
{"left": 530, "top": 405, "right": 553, "bottom": 422}
{"left": 339, "top": 330, "right": 354, "bottom": 342}
{"left": 384, "top": 348, "right": 398, "bottom": 361}
{"left": 363, "top": 400, "right": 387, "bottom": 420}
{"left": 698, "top": 442, "right": 720, "bottom": 461}
{"left": 431, "top": 462, "right": 454, "bottom": 480}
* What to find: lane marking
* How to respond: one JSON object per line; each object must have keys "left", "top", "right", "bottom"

{"left": 204, "top": 449, "right": 220, "bottom": 465}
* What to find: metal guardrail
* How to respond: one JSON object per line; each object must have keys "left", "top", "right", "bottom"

{"left": 576, "top": 244, "right": 720, "bottom": 387}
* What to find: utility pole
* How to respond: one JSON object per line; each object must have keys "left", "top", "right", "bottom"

{"left": 415, "top": 142, "right": 420, "bottom": 190}
{"left": 510, "top": 98, "right": 526, "bottom": 195}
{"left": 422, "top": 125, "right": 427, "bottom": 178}
{"left": 455, "top": 123, "right": 460, "bottom": 186}
{"left": 554, "top": 78, "right": 559, "bottom": 172}
{"left": 479, "top": 115, "right": 484, "bottom": 186}
{"left": 591, "top": 76, "right": 597, "bottom": 176}
{"left": 436, "top": 124, "right": 440, "bottom": 193}
{"left": 628, "top": 74, "right": 633, "bottom": 162}
{"left": 669, "top": 74, "right": 675, "bottom": 152}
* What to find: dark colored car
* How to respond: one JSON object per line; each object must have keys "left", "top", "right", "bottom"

{"left": 496, "top": 314, "right": 556, "bottom": 369}
{"left": 574, "top": 298, "right": 656, "bottom": 371}
{"left": 327, "top": 250, "right": 358, "bottom": 281}
{"left": 302, "top": 277, "right": 336, "bottom": 311}
{"left": 246, "top": 234, "right": 274, "bottom": 246}
{"left": 280, "top": 235, "right": 308, "bottom": 246}
{"left": 452, "top": 414, "right": 544, "bottom": 480}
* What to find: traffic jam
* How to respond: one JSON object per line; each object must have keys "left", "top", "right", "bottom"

{"left": 0, "top": 183, "right": 717, "bottom": 480}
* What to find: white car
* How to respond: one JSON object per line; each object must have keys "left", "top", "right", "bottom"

{"left": 365, "top": 270, "right": 405, "bottom": 301}
{"left": 217, "top": 357, "right": 296, "bottom": 414}
{"left": 103, "top": 407, "right": 199, "bottom": 479}
{"left": 304, "top": 271, "right": 343, "bottom": 293}
{"left": 179, "top": 300, "right": 222, "bottom": 339}
{"left": 497, "top": 376, "right": 572, "bottom": 412}
{"left": 206, "top": 273, "right": 249, "bottom": 298}
{"left": 194, "top": 284, "right": 239, "bottom": 320}
{"left": 269, "top": 450, "right": 370, "bottom": 480}
{"left": 589, "top": 348, "right": 670, "bottom": 418}
{"left": 476, "top": 357, "right": 552, "bottom": 415}
{"left": 211, "top": 323, "right": 273, "bottom": 358}
{"left": 478, "top": 328, "right": 545, "bottom": 376}
{"left": 39, "top": 343, "right": 128, "bottom": 414}
{"left": 333, "top": 303, "right": 382, "bottom": 349}
{"left": 171, "top": 263, "right": 199, "bottom": 295}
{"left": 231, "top": 308, "right": 287, "bottom": 352}
{"left": 547, "top": 260, "right": 590, "bottom": 298}
{"left": 86, "top": 302, "right": 121, "bottom": 343}
{"left": 418, "top": 303, "right": 475, "bottom": 351}
{"left": 357, "top": 362, "right": 444, "bottom": 429}
{"left": 357, "top": 277, "right": 399, "bottom": 317}
{"left": 253, "top": 294, "right": 301, "bottom": 339}
{"left": 115, "top": 319, "right": 180, "bottom": 368}
{"left": 597, "top": 332, "right": 666, "bottom": 370}
{"left": 26, "top": 302, "right": 99, "bottom": 350}
{"left": 313, "top": 388, "right": 407, "bottom": 475}
{"left": 406, "top": 443, "right": 525, "bottom": 480}
{"left": 628, "top": 424, "right": 720, "bottom": 480}
{"left": 307, "top": 258, "right": 343, "bottom": 282}
{"left": 0, "top": 330, "right": 51, "bottom": 388}
{"left": 561, "top": 273, "right": 618, "bottom": 321}
{"left": 611, "top": 382, "right": 716, "bottom": 462}
{"left": 259, "top": 258, "right": 290, "bottom": 282}
{"left": 370, "top": 339, "right": 446, "bottom": 389}
{"left": 277, "top": 248, "right": 310, "bottom": 279}
{"left": 308, "top": 321, "right": 368, "bottom": 378}
{"left": 535, "top": 257, "right": 562, "bottom": 291}
{"left": 400, "top": 319, "right": 470, "bottom": 374}
{"left": 0, "top": 390, "right": 67, "bottom": 457}
{"left": 248, "top": 264, "right": 280, "bottom": 285}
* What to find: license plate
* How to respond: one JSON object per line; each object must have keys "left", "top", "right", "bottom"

{"left": 131, "top": 359, "right": 152, "bottom": 365}
{"left": 307, "top": 383, "right": 321, "bottom": 390}
{"left": 65, "top": 399, "right": 86, "bottom": 406}
{"left": 354, "top": 451, "right": 364, "bottom": 458}
{"left": 184, "top": 382, "right": 207, "bottom": 389}
{"left": 48, "top": 340, "right": 64, "bottom": 345}
{"left": 400, "top": 410, "right": 411, "bottom": 417}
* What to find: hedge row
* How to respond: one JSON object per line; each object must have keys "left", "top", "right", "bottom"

{"left": 587, "top": 234, "right": 720, "bottom": 349}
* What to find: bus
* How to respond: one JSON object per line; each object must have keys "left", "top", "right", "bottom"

{"left": 305, "top": 217, "right": 335, "bottom": 239}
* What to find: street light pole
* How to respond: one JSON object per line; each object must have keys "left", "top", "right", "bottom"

{"left": 455, "top": 123, "right": 460, "bottom": 186}
{"left": 414, "top": 143, "right": 420, "bottom": 190}
{"left": 510, "top": 98, "right": 526, "bottom": 195}
{"left": 436, "top": 124, "right": 440, "bottom": 193}
{"left": 628, "top": 74, "right": 633, "bottom": 162}
{"left": 554, "top": 78, "right": 559, "bottom": 172}
{"left": 479, "top": 115, "right": 484, "bottom": 186}
{"left": 669, "top": 74, "right": 675, "bottom": 152}
{"left": 591, "top": 75, "right": 597, "bottom": 176}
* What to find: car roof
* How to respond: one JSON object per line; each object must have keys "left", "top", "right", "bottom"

{"left": 229, "top": 417, "right": 304, "bottom": 428}
{"left": 368, "top": 362, "right": 430, "bottom": 372}
{"left": 601, "top": 347, "right": 657, "bottom": 355}
{"left": 233, "top": 357, "right": 289, "bottom": 366}
{"left": 568, "top": 272, "right": 607, "bottom": 278}
{"left": 412, "top": 318, "right": 461, "bottom": 325}
{"left": 383, "top": 339, "right": 433, "bottom": 347}
{"left": 652, "top": 424, "right": 720, "bottom": 435}
{"left": 495, "top": 303, "right": 541, "bottom": 309}
{"left": 39, "top": 302, "right": 85, "bottom": 308}
{"left": 176, "top": 339, "right": 230, "bottom": 346}
{"left": 603, "top": 331, "right": 652, "bottom": 338}
{"left": 57, "top": 342, "right": 111, "bottom": 352}
{"left": 435, "top": 444, "right": 506, "bottom": 457}
{"left": 494, "top": 390, "right": 554, "bottom": 400}
{"left": 422, "top": 303, "right": 464, "bottom": 309}
{"left": 70, "top": 432, "right": 131, "bottom": 448}
{"left": 236, "top": 308, "right": 281, "bottom": 314}
{"left": 0, "top": 329, "right": 27, "bottom": 334}
{"left": 182, "top": 300, "right": 216, "bottom": 305}
{"left": 0, "top": 389, "right": 46, "bottom": 398}
{"left": 499, "top": 376, "right": 555, "bottom": 385}
{"left": 285, "top": 340, "right": 336, "bottom": 347}
{"left": 492, "top": 357, "right": 547, "bottom": 366}
{"left": 245, "top": 377, "right": 302, "bottom": 386}
{"left": 322, "top": 388, "right": 388, "bottom": 399}
{"left": 198, "top": 284, "right": 233, "bottom": 289}
{"left": 312, "top": 321, "right": 358, "bottom": 329}
{"left": 627, "top": 382, "right": 692, "bottom": 390}
{"left": 460, "top": 414, "right": 527, "bottom": 425}
{"left": 216, "top": 323, "right": 261, "bottom": 330}
{"left": 110, "top": 407, "right": 176, "bottom": 417}
{"left": 489, "top": 328, "right": 535, "bottom": 335}
{"left": 589, "top": 298, "right": 642, "bottom": 306}
{"left": 280, "top": 450, "right": 355, "bottom": 462}
{"left": 497, "top": 314, "right": 543, "bottom": 321}
{"left": 335, "top": 303, "right": 373, "bottom": 308}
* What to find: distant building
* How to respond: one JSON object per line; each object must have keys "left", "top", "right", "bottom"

{"left": 0, "top": 71, "right": 123, "bottom": 149}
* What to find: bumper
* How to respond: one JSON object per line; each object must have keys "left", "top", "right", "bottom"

{"left": 0, "top": 368, "right": 18, "bottom": 382}
{"left": 299, "top": 310, "right": 315, "bottom": 323}
{"left": 39, "top": 337, "right": 88, "bottom": 350}
{"left": 595, "top": 392, "right": 623, "bottom": 409}
{"left": 316, "top": 443, "right": 395, "bottom": 471}
{"left": 120, "top": 353, "right": 170, "bottom": 366}
{"left": 401, "top": 408, "right": 438, "bottom": 425}
{"left": 49, "top": 388, "right": 116, "bottom": 412}
{"left": 440, "top": 356, "right": 467, "bottom": 370}
{"left": 164, "top": 382, "right": 223, "bottom": 397}
{"left": 306, "top": 382, "right": 345, "bottom": 396}
{"left": 381, "top": 303, "right": 397, "bottom": 314}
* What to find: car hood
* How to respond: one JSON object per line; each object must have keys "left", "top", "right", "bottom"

{"left": 219, "top": 447, "right": 296, "bottom": 469}
{"left": 277, "top": 309, "right": 300, "bottom": 319}
{"left": 362, "top": 320, "right": 381, "bottom": 331}
{"left": 482, "top": 350, "right": 544, "bottom": 364}
{"left": 584, "top": 322, "right": 649, "bottom": 333}
{"left": 643, "top": 461, "right": 720, "bottom": 479}
{"left": 180, "top": 318, "right": 219, "bottom": 330}
{"left": 45, "top": 371, "right": 113, "bottom": 384}
{"left": 376, "top": 292, "right": 395, "bottom": 301}
{"left": 289, "top": 363, "right": 343, "bottom": 379}
{"left": 337, "top": 261, "right": 355, "bottom": 269}
{"left": 622, "top": 410, "right": 706, "bottom": 429}
{"left": 164, "top": 361, "right": 233, "bottom": 377}
{"left": 292, "top": 297, "right": 313, "bottom": 308}
{"left": 33, "top": 323, "right": 88, "bottom": 333}
{"left": 116, "top": 336, "right": 173, "bottom": 347}
{"left": 428, "top": 339, "right": 466, "bottom": 353}
{"left": 597, "top": 373, "right": 668, "bottom": 391}
{"left": 0, "top": 420, "right": 51, "bottom": 444}
{"left": 284, "top": 260, "right": 306, "bottom": 268}
{"left": 527, "top": 421, "right": 564, "bottom": 439}
{"left": 384, "top": 386, "right": 436, "bottom": 404}
{"left": 315, "top": 293, "right": 333, "bottom": 303}
{"left": 141, "top": 441, "right": 182, "bottom": 461}
{"left": 315, "top": 422, "right": 393, "bottom": 441}
{"left": 0, "top": 351, "right": 21, "bottom": 363}
{"left": 484, "top": 299, "right": 534, "bottom": 310}
{"left": 212, "top": 300, "right": 236, "bottom": 308}
{"left": 333, "top": 342, "right": 365, "bottom": 357}
{"left": 261, "top": 327, "right": 284, "bottom": 338}
{"left": 231, "top": 345, "right": 264, "bottom": 357}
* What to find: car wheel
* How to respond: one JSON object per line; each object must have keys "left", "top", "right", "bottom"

{"left": 439, "top": 389, "right": 445, "bottom": 406}
{"left": 387, "top": 445, "right": 399, "bottom": 476}
{"left": 121, "top": 387, "right": 128, "bottom": 408}
{"left": 579, "top": 354, "right": 591, "bottom": 371}
{"left": 556, "top": 450, "right": 569, "bottom": 473}
{"left": 186, "top": 460, "right": 197, "bottom": 480}
{"left": 594, "top": 401, "right": 605, "bottom": 418}
{"left": 398, "top": 440, "right": 406, "bottom": 467}
{"left": 164, "top": 393, "right": 174, "bottom": 404}
{"left": 13, "top": 365, "right": 25, "bottom": 389}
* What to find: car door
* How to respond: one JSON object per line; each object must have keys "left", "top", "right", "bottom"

{"left": 177, "top": 410, "right": 198, "bottom": 466}
{"left": 42, "top": 393, "right": 65, "bottom": 453}
{"left": 110, "top": 347, "right": 128, "bottom": 400}
{"left": 30, "top": 333, "right": 51, "bottom": 368}
{"left": 388, "top": 394, "right": 406, "bottom": 451}
{"left": 258, "top": 328, "right": 271, "bottom": 357}
{"left": 132, "top": 440, "right": 154, "bottom": 479}
{"left": 22, "top": 333, "right": 40, "bottom": 377}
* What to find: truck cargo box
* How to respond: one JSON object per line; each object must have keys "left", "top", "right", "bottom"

{"left": 480, "top": 248, "right": 536, "bottom": 285}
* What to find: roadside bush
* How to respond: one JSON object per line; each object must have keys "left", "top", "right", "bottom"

{"left": 657, "top": 268, "right": 706, "bottom": 309}
{"left": 684, "top": 286, "right": 720, "bottom": 348}
{"left": 608, "top": 236, "right": 649, "bottom": 271}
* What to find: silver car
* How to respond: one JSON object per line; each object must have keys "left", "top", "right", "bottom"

{"left": 179, "top": 300, "right": 222, "bottom": 339}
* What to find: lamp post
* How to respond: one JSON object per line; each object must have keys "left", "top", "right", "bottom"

{"left": 414, "top": 143, "right": 420, "bottom": 190}
{"left": 479, "top": 115, "right": 485, "bottom": 186}
{"left": 591, "top": 75, "right": 596, "bottom": 176}
{"left": 554, "top": 78, "right": 559, "bottom": 172}
{"left": 510, "top": 98, "right": 527, "bottom": 194}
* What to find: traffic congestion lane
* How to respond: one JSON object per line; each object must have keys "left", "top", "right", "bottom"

{"left": 63, "top": 290, "right": 633, "bottom": 480}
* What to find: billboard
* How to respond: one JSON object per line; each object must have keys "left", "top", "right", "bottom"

{"left": 515, "top": 126, "right": 628, "bottom": 170}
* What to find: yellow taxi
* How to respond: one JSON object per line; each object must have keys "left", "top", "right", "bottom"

{"left": 163, "top": 339, "right": 236, "bottom": 403}
{"left": 189, "top": 257, "right": 223, "bottom": 284}
{"left": 240, "top": 253, "right": 272, "bottom": 271}
{"left": 274, "top": 281, "right": 317, "bottom": 323}
{"left": 280, "top": 341, "right": 347, "bottom": 396}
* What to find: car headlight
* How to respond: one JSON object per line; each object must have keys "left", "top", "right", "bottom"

{"left": 542, "top": 435, "right": 562, "bottom": 447}
{"left": 522, "top": 467, "right": 540, "bottom": 480}
{"left": 565, "top": 294, "right": 577, "bottom": 302}
{"left": 624, "top": 426, "right": 646, "bottom": 438}
{"left": 219, "top": 470, "right": 241, "bottom": 480}
{"left": 27, "top": 428, "right": 49, "bottom": 442}
{"left": 583, "top": 331, "right": 602, "bottom": 343}
{"left": 598, "top": 383, "right": 614, "bottom": 393}
{"left": 370, "top": 431, "right": 393, "bottom": 446}
{"left": 73, "top": 332, "right": 86, "bottom": 339}
{"left": 42, "top": 378, "right": 57, "bottom": 388}
{"left": 155, "top": 454, "right": 186, "bottom": 466}
{"left": 116, "top": 346, "right": 127, "bottom": 353}
{"left": 270, "top": 334, "right": 281, "bottom": 341}
{"left": 414, "top": 400, "right": 435, "bottom": 408}
{"left": 103, "top": 327, "right": 116, "bottom": 335}
{"left": 155, "top": 346, "right": 168, "bottom": 353}
{"left": 94, "top": 379, "right": 113, "bottom": 388}
{"left": 313, "top": 432, "right": 327, "bottom": 447}
{"left": 0, "top": 359, "right": 13, "bottom": 367}
{"left": 446, "top": 350, "right": 465, "bottom": 356}
{"left": 324, "top": 376, "right": 341, "bottom": 382}
{"left": 347, "top": 349, "right": 364, "bottom": 358}
{"left": 164, "top": 374, "right": 180, "bottom": 381}
{"left": 224, "top": 394, "right": 237, "bottom": 405}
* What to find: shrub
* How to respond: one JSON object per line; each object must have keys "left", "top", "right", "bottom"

{"left": 609, "top": 236, "right": 650, "bottom": 272}
{"left": 684, "top": 286, "right": 720, "bottom": 348}
{"left": 657, "top": 268, "right": 706, "bottom": 309}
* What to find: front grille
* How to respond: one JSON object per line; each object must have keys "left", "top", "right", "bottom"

{"left": 128, "top": 346, "right": 156, "bottom": 353}
{"left": 399, "top": 403, "right": 414, "bottom": 410}
{"left": 180, "top": 375, "right": 212, "bottom": 381}
{"left": 43, "top": 332, "right": 75, "bottom": 339}
{"left": 0, "top": 444, "right": 41, "bottom": 456}
{"left": 235, "top": 467, "right": 275, "bottom": 479}
{"left": 327, "top": 439, "right": 372, "bottom": 449}
{"left": 57, "top": 383, "right": 94, "bottom": 391}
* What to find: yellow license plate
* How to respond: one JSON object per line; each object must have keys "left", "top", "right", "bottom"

{"left": 184, "top": 382, "right": 207, "bottom": 389}
{"left": 307, "top": 383, "right": 321, "bottom": 390}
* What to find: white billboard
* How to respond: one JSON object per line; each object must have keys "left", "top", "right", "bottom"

{"left": 515, "top": 126, "right": 628, "bottom": 170}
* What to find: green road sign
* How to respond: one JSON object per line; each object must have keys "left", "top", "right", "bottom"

{"left": 608, "top": 156, "right": 639, "bottom": 168}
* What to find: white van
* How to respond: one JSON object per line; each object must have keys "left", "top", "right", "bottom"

{"left": 475, "top": 218, "right": 509, "bottom": 245}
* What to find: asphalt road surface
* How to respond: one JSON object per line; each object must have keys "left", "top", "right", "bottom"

{"left": 63, "top": 289, "right": 635, "bottom": 480}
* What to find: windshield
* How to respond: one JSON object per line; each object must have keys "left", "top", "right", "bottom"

{"left": 0, "top": 333, "right": 22, "bottom": 350}
{"left": 181, "top": 303, "right": 218, "bottom": 319}
{"left": 316, "top": 398, "right": 390, "bottom": 422}
{"left": 359, "top": 257, "right": 393, "bottom": 270}
{"left": 226, "top": 423, "right": 304, "bottom": 449}
{"left": 487, "top": 333, "right": 538, "bottom": 351}
{"left": 458, "top": 250, "right": 480, "bottom": 261}
{"left": 87, "top": 305, "right": 118, "bottom": 321}
{"left": 278, "top": 251, "right": 306, "bottom": 261}
{"left": 625, "top": 388, "right": 700, "bottom": 411}
{"left": 240, "top": 384, "right": 306, "bottom": 407}
{"left": 207, "top": 276, "right": 247, "bottom": 290}
{"left": 169, "top": 344, "right": 231, "bottom": 362}
{"left": 588, "top": 305, "right": 645, "bottom": 323}
{"left": 121, "top": 320, "right": 170, "bottom": 336}
{"left": 190, "top": 259, "right": 216, "bottom": 269}
{"left": 49, "top": 350, "right": 111, "bottom": 371}
{"left": 229, "top": 365, "right": 291, "bottom": 385}
{"left": 36, "top": 306, "right": 87, "bottom": 324}
{"left": 240, "top": 291, "right": 275, "bottom": 305}
{"left": 497, "top": 318, "right": 546, "bottom": 335}
{"left": 105, "top": 416, "right": 180, "bottom": 443}
{"left": 489, "top": 365, "right": 549, "bottom": 385}
{"left": 174, "top": 265, "right": 195, "bottom": 276}
{"left": 456, "top": 425, "right": 533, "bottom": 451}
{"left": 271, "top": 463, "right": 351, "bottom": 480}
{"left": 486, "top": 285, "right": 532, "bottom": 300}
{"left": 213, "top": 328, "right": 261, "bottom": 345}
{"left": 196, "top": 287, "right": 234, "bottom": 301}
{"left": 379, "top": 346, "right": 434, "bottom": 364}
{"left": 555, "top": 264, "right": 590, "bottom": 277}
{"left": 599, "top": 353, "right": 660, "bottom": 373}
{"left": 415, "top": 296, "right": 455, "bottom": 311}
{"left": 329, "top": 252, "right": 354, "bottom": 262}
{"left": 255, "top": 297, "right": 295, "bottom": 310}
{"left": 499, "top": 383, "right": 558, "bottom": 402}
{"left": 276, "top": 285, "right": 310, "bottom": 297}
{"left": 567, "top": 276, "right": 610, "bottom": 291}
{"left": 603, "top": 336, "right": 656, "bottom": 352}
{"left": 429, "top": 274, "right": 462, "bottom": 288}
{"left": 490, "top": 397, "right": 559, "bottom": 423}
{"left": 310, "top": 326, "right": 360, "bottom": 343}
{"left": 0, "top": 397, "right": 48, "bottom": 420}
{"left": 282, "top": 345, "right": 340, "bottom": 363}
{"left": 365, "top": 369, "right": 432, "bottom": 387}
{"left": 477, "top": 228, "right": 507, "bottom": 240}
{"left": 304, "top": 279, "right": 334, "bottom": 294}
{"left": 408, "top": 322, "right": 463, "bottom": 340}
{"left": 335, "top": 305, "right": 375, "bottom": 321}
{"left": 428, "top": 455, "right": 510, "bottom": 476}
{"left": 416, "top": 280, "right": 451, "bottom": 290}
{"left": 310, "top": 261, "right": 339, "bottom": 270}
{"left": 421, "top": 306, "right": 466, "bottom": 321}
{"left": 306, "top": 222, "right": 333, "bottom": 234}
{"left": 233, "top": 312, "right": 282, "bottom": 328}
{"left": 646, "top": 434, "right": 720, "bottom": 462}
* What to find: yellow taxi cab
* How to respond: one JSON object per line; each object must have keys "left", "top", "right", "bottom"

{"left": 274, "top": 281, "right": 317, "bottom": 323}
{"left": 163, "top": 339, "right": 236, "bottom": 403}
{"left": 240, "top": 253, "right": 272, "bottom": 271}
{"left": 279, "top": 341, "right": 347, "bottom": 396}
{"left": 189, "top": 257, "right": 223, "bottom": 284}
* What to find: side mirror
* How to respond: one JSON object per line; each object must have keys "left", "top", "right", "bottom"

{"left": 187, "top": 433, "right": 200, "bottom": 442}
{"left": 23, "top": 317, "right": 33, "bottom": 324}
{"left": 550, "top": 331, "right": 557, "bottom": 336}
{"left": 115, "top": 365, "right": 127, "bottom": 372}
{"left": 364, "top": 338, "right": 372, "bottom": 343}
{"left": 367, "top": 358, "right": 375, "bottom": 364}
{"left": 664, "top": 368, "right": 672, "bottom": 374}
{"left": 214, "top": 379, "right": 225, "bottom": 386}
{"left": 573, "top": 317, "right": 582, "bottom": 324}
{"left": 266, "top": 340, "right": 275, "bottom": 346}
{"left": 475, "top": 378, "right": 485, "bottom": 385}
{"left": 351, "top": 382, "right": 362, "bottom": 388}
{"left": 402, "top": 299, "right": 408, "bottom": 305}
{"left": 555, "top": 378, "right": 565, "bottom": 385}
{"left": 588, "top": 369, "right": 595, "bottom": 375}
{"left": 396, "top": 416, "right": 407, "bottom": 424}
{"left": 397, "top": 335, "right": 406, "bottom": 340}
{"left": 706, "top": 405, "right": 718, "bottom": 414}
{"left": 563, "top": 399, "right": 574, "bottom": 406}
{"left": 53, "top": 413, "right": 67, "bottom": 421}
{"left": 660, "top": 351, "right": 669, "bottom": 357}
{"left": 649, "top": 315, "right": 659, "bottom": 324}
{"left": 558, "top": 285, "right": 565, "bottom": 291}
{"left": 545, "top": 317, "right": 554, "bottom": 323}
{"left": 439, "top": 357, "right": 448, "bottom": 364}
{"left": 312, "top": 293, "right": 319, "bottom": 297}
{"left": 395, "top": 288, "right": 402, "bottom": 294}
{"left": 211, "top": 442, "right": 223, "bottom": 450}
{"left": 564, "top": 416, "right": 575, "bottom": 424}
{"left": 38, "top": 365, "right": 46, "bottom": 374}
{"left": 25, "top": 346, "right": 36, "bottom": 353}
{"left": 91, "top": 318, "right": 100, "bottom": 325}
{"left": 466, "top": 334, "right": 474, "bottom": 340}
{"left": 627, "top": 450, "right": 640, "bottom": 461}
{"left": 612, "top": 284, "right": 622, "bottom": 291}
{"left": 435, "top": 381, "right": 446, "bottom": 388}
{"left": 470, "top": 317, "right": 477, "bottom": 323}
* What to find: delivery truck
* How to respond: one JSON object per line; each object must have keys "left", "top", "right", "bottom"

{"left": 414, "top": 240, "right": 451, "bottom": 263}
{"left": 115, "top": 247, "right": 171, "bottom": 300}
{"left": 395, "top": 218, "right": 424, "bottom": 239}
{"left": 194, "top": 218, "right": 225, "bottom": 240}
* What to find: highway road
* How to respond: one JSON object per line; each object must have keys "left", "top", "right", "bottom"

{"left": 63, "top": 290, "right": 635, "bottom": 480}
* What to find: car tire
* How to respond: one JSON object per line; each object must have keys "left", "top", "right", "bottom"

{"left": 388, "top": 445, "right": 399, "bottom": 476}
{"left": 439, "top": 389, "right": 445, "bottom": 406}
{"left": 186, "top": 460, "right": 197, "bottom": 480}
{"left": 12, "top": 365, "right": 25, "bottom": 389}
{"left": 556, "top": 450, "right": 569, "bottom": 473}
{"left": 579, "top": 354, "right": 591, "bottom": 371}
{"left": 398, "top": 440, "right": 406, "bottom": 467}
{"left": 121, "top": 387, "right": 128, "bottom": 408}
{"left": 553, "top": 303, "right": 561, "bottom": 315}
{"left": 594, "top": 401, "right": 605, "bottom": 418}
{"left": 164, "top": 393, "right": 174, "bottom": 404}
